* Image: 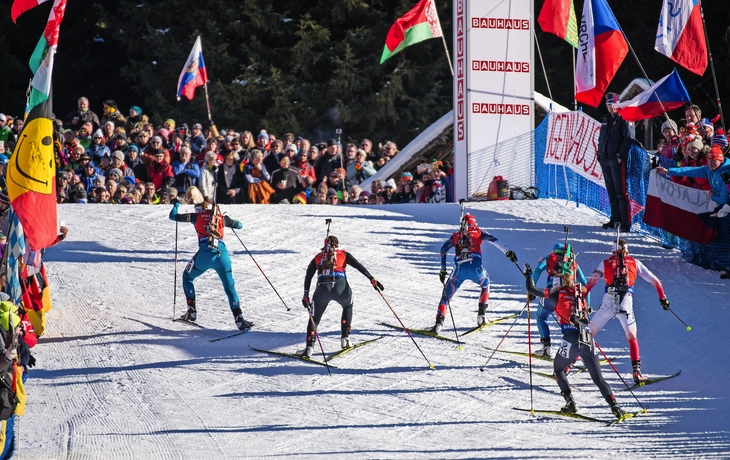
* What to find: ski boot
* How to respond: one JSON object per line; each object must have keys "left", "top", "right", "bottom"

{"left": 341, "top": 335, "right": 352, "bottom": 349}
{"left": 476, "top": 303, "right": 488, "bottom": 326}
{"left": 180, "top": 298, "right": 197, "bottom": 322}
{"left": 632, "top": 360, "right": 649, "bottom": 385}
{"left": 607, "top": 395, "right": 626, "bottom": 419}
{"left": 232, "top": 307, "right": 254, "bottom": 331}
{"left": 537, "top": 338, "right": 551, "bottom": 357}
{"left": 560, "top": 390, "right": 577, "bottom": 414}
{"left": 297, "top": 340, "right": 315, "bottom": 358}
{"left": 429, "top": 313, "right": 445, "bottom": 334}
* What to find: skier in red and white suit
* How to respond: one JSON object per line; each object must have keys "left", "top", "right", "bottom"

{"left": 584, "top": 239, "right": 670, "bottom": 384}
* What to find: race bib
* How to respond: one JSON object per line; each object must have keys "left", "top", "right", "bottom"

{"left": 557, "top": 340, "right": 572, "bottom": 359}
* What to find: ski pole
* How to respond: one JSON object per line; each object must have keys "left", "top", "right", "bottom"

{"left": 441, "top": 272, "right": 462, "bottom": 351}
{"left": 305, "top": 301, "right": 332, "bottom": 377}
{"left": 479, "top": 302, "right": 529, "bottom": 371}
{"left": 593, "top": 340, "right": 647, "bottom": 412}
{"left": 511, "top": 258, "right": 526, "bottom": 277}
{"left": 666, "top": 305, "right": 691, "bottom": 331}
{"left": 374, "top": 287, "right": 435, "bottom": 369}
{"left": 231, "top": 229, "right": 291, "bottom": 311}
{"left": 526, "top": 294, "right": 534, "bottom": 413}
{"left": 173, "top": 220, "right": 179, "bottom": 320}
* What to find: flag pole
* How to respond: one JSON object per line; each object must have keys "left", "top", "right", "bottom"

{"left": 440, "top": 36, "right": 454, "bottom": 76}
{"left": 203, "top": 82, "right": 213, "bottom": 122}
{"left": 572, "top": 48, "right": 577, "bottom": 111}
{"left": 698, "top": 0, "right": 725, "bottom": 128}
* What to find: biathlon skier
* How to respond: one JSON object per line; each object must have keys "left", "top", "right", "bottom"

{"left": 299, "top": 235, "right": 383, "bottom": 358}
{"left": 524, "top": 247, "right": 626, "bottom": 419}
{"left": 168, "top": 186, "right": 254, "bottom": 331}
{"left": 584, "top": 238, "right": 670, "bottom": 384}
{"left": 431, "top": 213, "right": 517, "bottom": 333}
{"left": 531, "top": 242, "right": 590, "bottom": 357}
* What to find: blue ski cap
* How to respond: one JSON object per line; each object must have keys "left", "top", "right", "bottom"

{"left": 0, "top": 154, "right": 8, "bottom": 165}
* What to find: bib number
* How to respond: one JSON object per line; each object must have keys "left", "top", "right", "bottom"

{"left": 557, "top": 340, "right": 572, "bottom": 359}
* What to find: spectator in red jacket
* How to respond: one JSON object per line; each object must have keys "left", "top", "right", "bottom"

{"left": 147, "top": 150, "right": 174, "bottom": 192}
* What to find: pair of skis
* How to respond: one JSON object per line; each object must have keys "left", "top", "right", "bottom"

{"left": 378, "top": 311, "right": 520, "bottom": 345}
{"left": 513, "top": 407, "right": 647, "bottom": 425}
{"left": 249, "top": 336, "right": 384, "bottom": 368}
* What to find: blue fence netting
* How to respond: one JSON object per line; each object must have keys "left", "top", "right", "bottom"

{"left": 533, "top": 114, "right": 730, "bottom": 272}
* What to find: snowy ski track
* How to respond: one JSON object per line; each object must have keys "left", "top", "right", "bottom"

{"left": 18, "top": 200, "right": 729, "bottom": 458}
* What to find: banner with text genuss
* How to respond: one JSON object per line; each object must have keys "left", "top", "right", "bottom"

{"left": 543, "top": 111, "right": 604, "bottom": 185}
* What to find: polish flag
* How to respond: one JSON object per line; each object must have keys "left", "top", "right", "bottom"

{"left": 643, "top": 170, "right": 717, "bottom": 245}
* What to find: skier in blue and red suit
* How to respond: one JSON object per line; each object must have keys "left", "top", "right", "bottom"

{"left": 530, "top": 242, "right": 590, "bottom": 357}
{"left": 169, "top": 191, "right": 254, "bottom": 331}
{"left": 431, "top": 213, "right": 517, "bottom": 333}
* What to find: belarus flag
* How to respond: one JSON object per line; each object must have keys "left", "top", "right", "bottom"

{"left": 613, "top": 69, "right": 690, "bottom": 122}
{"left": 380, "top": 0, "right": 443, "bottom": 64}
{"left": 655, "top": 0, "right": 707, "bottom": 76}
{"left": 643, "top": 170, "right": 717, "bottom": 245}
{"left": 575, "top": 0, "right": 628, "bottom": 107}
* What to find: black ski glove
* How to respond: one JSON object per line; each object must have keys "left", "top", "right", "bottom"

{"left": 302, "top": 291, "right": 310, "bottom": 309}
{"left": 505, "top": 250, "right": 517, "bottom": 263}
{"left": 371, "top": 278, "right": 384, "bottom": 291}
{"left": 523, "top": 263, "right": 533, "bottom": 276}
{"left": 660, "top": 298, "right": 670, "bottom": 310}
{"left": 439, "top": 269, "right": 447, "bottom": 283}
{"left": 28, "top": 354, "right": 36, "bottom": 368}
{"left": 721, "top": 172, "right": 730, "bottom": 184}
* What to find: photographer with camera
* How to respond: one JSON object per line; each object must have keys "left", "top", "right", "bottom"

{"left": 583, "top": 238, "right": 670, "bottom": 384}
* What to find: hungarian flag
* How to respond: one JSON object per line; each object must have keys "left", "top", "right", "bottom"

{"left": 28, "top": 0, "right": 67, "bottom": 111}
{"left": 176, "top": 36, "right": 208, "bottom": 101}
{"left": 380, "top": 0, "right": 443, "bottom": 64}
{"left": 613, "top": 69, "right": 691, "bottom": 122}
{"left": 575, "top": 0, "right": 628, "bottom": 107}
{"left": 538, "top": 0, "right": 579, "bottom": 48}
{"left": 11, "top": 0, "right": 50, "bottom": 22}
{"left": 655, "top": 0, "right": 708, "bottom": 76}
{"left": 7, "top": 97, "right": 58, "bottom": 253}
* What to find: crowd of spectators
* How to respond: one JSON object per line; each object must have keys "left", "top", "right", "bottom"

{"left": 1, "top": 98, "right": 452, "bottom": 206}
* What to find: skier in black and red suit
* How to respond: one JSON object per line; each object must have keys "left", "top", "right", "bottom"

{"left": 524, "top": 249, "right": 626, "bottom": 420}
{"left": 299, "top": 235, "right": 382, "bottom": 358}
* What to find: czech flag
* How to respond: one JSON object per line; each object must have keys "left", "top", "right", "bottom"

{"left": 613, "top": 70, "right": 690, "bottom": 122}
{"left": 176, "top": 36, "right": 208, "bottom": 101}
{"left": 655, "top": 0, "right": 707, "bottom": 76}
{"left": 575, "top": 0, "right": 628, "bottom": 107}
{"left": 7, "top": 97, "right": 58, "bottom": 252}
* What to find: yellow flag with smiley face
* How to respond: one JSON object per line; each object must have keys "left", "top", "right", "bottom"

{"left": 7, "top": 98, "right": 58, "bottom": 251}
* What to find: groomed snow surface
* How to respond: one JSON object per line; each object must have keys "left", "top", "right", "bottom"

{"left": 23, "top": 200, "right": 729, "bottom": 458}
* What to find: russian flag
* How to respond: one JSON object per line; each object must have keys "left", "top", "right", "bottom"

{"left": 575, "top": 0, "right": 628, "bottom": 107}
{"left": 643, "top": 170, "right": 717, "bottom": 245}
{"left": 613, "top": 70, "right": 690, "bottom": 122}
{"left": 655, "top": 0, "right": 707, "bottom": 76}
{"left": 176, "top": 36, "right": 208, "bottom": 101}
